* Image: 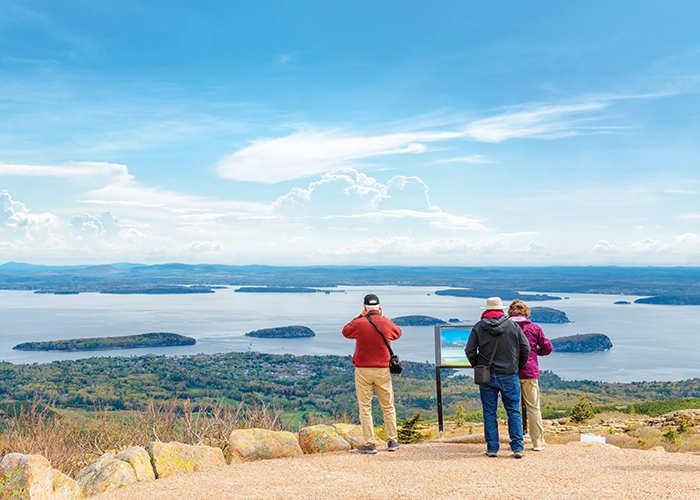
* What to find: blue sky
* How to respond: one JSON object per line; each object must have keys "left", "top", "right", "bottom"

{"left": 1, "top": 1, "right": 699, "bottom": 266}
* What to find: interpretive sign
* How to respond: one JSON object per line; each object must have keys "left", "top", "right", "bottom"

{"left": 435, "top": 324, "right": 473, "bottom": 367}
{"left": 434, "top": 324, "right": 474, "bottom": 433}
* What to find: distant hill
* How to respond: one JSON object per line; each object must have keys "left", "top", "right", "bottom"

{"left": 550, "top": 333, "right": 612, "bottom": 352}
{"left": 391, "top": 315, "right": 445, "bottom": 326}
{"left": 13, "top": 332, "right": 196, "bottom": 351}
{"left": 245, "top": 326, "right": 316, "bottom": 338}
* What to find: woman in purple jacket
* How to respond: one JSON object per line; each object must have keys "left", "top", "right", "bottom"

{"left": 508, "top": 299, "right": 553, "bottom": 451}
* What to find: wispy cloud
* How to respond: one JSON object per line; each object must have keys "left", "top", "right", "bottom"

{"left": 217, "top": 97, "right": 640, "bottom": 183}
{"left": 0, "top": 162, "right": 132, "bottom": 180}
{"left": 431, "top": 155, "right": 493, "bottom": 164}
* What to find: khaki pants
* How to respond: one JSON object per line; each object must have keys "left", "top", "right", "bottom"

{"left": 354, "top": 367, "right": 398, "bottom": 445}
{"left": 520, "top": 378, "right": 545, "bottom": 449}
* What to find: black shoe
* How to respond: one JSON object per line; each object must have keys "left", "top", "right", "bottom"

{"left": 387, "top": 440, "right": 399, "bottom": 452}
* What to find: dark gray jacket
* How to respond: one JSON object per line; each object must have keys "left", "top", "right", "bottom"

{"left": 465, "top": 315, "right": 531, "bottom": 374}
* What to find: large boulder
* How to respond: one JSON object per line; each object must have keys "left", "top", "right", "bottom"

{"left": 115, "top": 446, "right": 155, "bottom": 482}
{"left": 145, "top": 442, "right": 225, "bottom": 479}
{"left": 332, "top": 423, "right": 382, "bottom": 449}
{"left": 75, "top": 453, "right": 137, "bottom": 497}
{"left": 0, "top": 453, "right": 82, "bottom": 500}
{"left": 297, "top": 425, "right": 352, "bottom": 454}
{"left": 228, "top": 428, "right": 303, "bottom": 463}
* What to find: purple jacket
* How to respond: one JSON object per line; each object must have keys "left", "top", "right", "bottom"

{"left": 512, "top": 316, "right": 553, "bottom": 379}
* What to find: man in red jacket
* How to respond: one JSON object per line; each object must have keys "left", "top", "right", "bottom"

{"left": 342, "top": 293, "right": 402, "bottom": 454}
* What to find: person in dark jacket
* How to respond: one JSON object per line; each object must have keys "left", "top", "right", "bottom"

{"left": 342, "top": 293, "right": 402, "bottom": 454}
{"left": 466, "top": 297, "right": 531, "bottom": 458}
{"left": 508, "top": 299, "right": 553, "bottom": 451}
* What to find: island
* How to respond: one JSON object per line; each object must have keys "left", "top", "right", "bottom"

{"left": 13, "top": 332, "right": 196, "bottom": 351}
{"left": 634, "top": 295, "right": 700, "bottom": 305}
{"left": 529, "top": 307, "right": 571, "bottom": 324}
{"left": 434, "top": 289, "right": 560, "bottom": 301}
{"left": 100, "top": 286, "right": 215, "bottom": 294}
{"left": 391, "top": 315, "right": 446, "bottom": 326}
{"left": 245, "top": 326, "right": 316, "bottom": 338}
{"left": 234, "top": 287, "right": 339, "bottom": 294}
{"left": 614, "top": 301, "right": 631, "bottom": 305}
{"left": 550, "top": 333, "right": 612, "bottom": 352}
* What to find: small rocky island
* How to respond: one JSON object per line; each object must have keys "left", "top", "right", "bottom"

{"left": 391, "top": 315, "right": 446, "bottom": 326}
{"left": 550, "top": 333, "right": 612, "bottom": 352}
{"left": 529, "top": 307, "right": 571, "bottom": 324}
{"left": 245, "top": 326, "right": 316, "bottom": 338}
{"left": 13, "top": 332, "right": 196, "bottom": 351}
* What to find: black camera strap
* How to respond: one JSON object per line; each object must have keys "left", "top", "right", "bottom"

{"left": 365, "top": 312, "right": 395, "bottom": 357}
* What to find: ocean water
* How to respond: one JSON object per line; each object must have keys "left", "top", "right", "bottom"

{"left": 1, "top": 286, "right": 698, "bottom": 383}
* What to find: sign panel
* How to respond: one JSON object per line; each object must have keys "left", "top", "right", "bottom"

{"left": 434, "top": 324, "right": 474, "bottom": 367}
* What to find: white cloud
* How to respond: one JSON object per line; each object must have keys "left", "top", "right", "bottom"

{"left": 676, "top": 213, "right": 700, "bottom": 221}
{"left": 675, "top": 233, "right": 700, "bottom": 245}
{"left": 0, "top": 162, "right": 133, "bottom": 181}
{"left": 184, "top": 241, "right": 223, "bottom": 252}
{"left": 70, "top": 212, "right": 120, "bottom": 239}
{"left": 216, "top": 99, "right": 625, "bottom": 183}
{"left": 0, "top": 190, "right": 59, "bottom": 238}
{"left": 593, "top": 240, "right": 620, "bottom": 254}
{"left": 272, "top": 169, "right": 484, "bottom": 231}
{"left": 432, "top": 155, "right": 494, "bottom": 164}
{"left": 629, "top": 238, "right": 666, "bottom": 253}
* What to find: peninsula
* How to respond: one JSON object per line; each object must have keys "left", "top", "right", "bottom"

{"left": 245, "top": 326, "right": 316, "bottom": 338}
{"left": 13, "top": 332, "right": 196, "bottom": 351}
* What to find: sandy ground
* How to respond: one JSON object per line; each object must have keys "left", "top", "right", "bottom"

{"left": 92, "top": 441, "right": 700, "bottom": 500}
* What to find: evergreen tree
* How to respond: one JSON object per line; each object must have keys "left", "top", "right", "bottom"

{"left": 570, "top": 396, "right": 595, "bottom": 423}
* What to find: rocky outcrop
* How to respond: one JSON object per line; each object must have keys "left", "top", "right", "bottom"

{"left": 228, "top": 428, "right": 303, "bottom": 462}
{"left": 331, "top": 423, "right": 365, "bottom": 448}
{"left": 297, "top": 425, "right": 352, "bottom": 454}
{"left": 75, "top": 453, "right": 138, "bottom": 497}
{"left": 115, "top": 446, "right": 155, "bottom": 483}
{"left": 0, "top": 453, "right": 82, "bottom": 500}
{"left": 145, "top": 442, "right": 225, "bottom": 479}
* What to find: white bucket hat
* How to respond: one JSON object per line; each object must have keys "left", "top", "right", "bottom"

{"left": 482, "top": 297, "right": 506, "bottom": 311}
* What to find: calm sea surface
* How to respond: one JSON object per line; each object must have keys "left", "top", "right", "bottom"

{"left": 1, "top": 286, "right": 698, "bottom": 383}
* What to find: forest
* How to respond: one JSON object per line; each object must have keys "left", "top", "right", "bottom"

{"left": 2, "top": 352, "right": 700, "bottom": 425}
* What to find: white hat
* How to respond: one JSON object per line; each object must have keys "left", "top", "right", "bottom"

{"left": 482, "top": 297, "right": 506, "bottom": 311}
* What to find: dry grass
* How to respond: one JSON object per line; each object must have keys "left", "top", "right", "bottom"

{"left": 0, "top": 399, "right": 284, "bottom": 476}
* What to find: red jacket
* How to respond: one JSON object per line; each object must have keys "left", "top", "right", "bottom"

{"left": 342, "top": 312, "right": 402, "bottom": 367}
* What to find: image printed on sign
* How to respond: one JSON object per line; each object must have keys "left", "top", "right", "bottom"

{"left": 437, "top": 326, "right": 473, "bottom": 367}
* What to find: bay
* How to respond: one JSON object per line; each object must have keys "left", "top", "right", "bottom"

{"left": 1, "top": 286, "right": 698, "bottom": 383}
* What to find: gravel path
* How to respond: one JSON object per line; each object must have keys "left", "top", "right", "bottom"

{"left": 92, "top": 441, "right": 700, "bottom": 500}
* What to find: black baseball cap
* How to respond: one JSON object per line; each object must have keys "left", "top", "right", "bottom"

{"left": 363, "top": 294, "right": 380, "bottom": 306}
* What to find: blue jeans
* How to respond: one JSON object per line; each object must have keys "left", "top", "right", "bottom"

{"left": 479, "top": 372, "right": 523, "bottom": 453}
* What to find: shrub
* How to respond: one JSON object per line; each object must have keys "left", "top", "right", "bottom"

{"left": 569, "top": 396, "right": 595, "bottom": 423}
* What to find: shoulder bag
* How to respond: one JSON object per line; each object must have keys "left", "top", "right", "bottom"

{"left": 366, "top": 313, "right": 402, "bottom": 375}
{"left": 473, "top": 336, "right": 500, "bottom": 385}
